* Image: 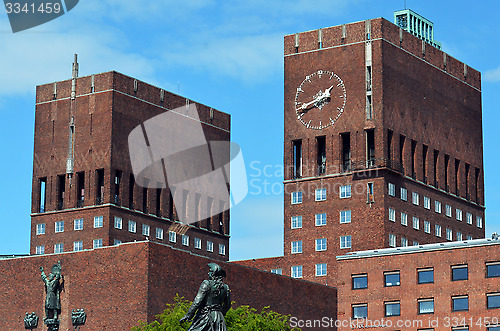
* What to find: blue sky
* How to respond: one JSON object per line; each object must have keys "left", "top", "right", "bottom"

{"left": 0, "top": 0, "right": 499, "bottom": 261}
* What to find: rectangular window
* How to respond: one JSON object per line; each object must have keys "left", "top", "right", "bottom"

{"left": 94, "top": 216, "right": 103, "bottom": 228}
{"left": 466, "top": 212, "right": 473, "bottom": 225}
{"left": 168, "top": 231, "right": 176, "bottom": 242}
{"left": 487, "top": 293, "right": 500, "bottom": 309}
{"left": 36, "top": 245, "right": 45, "bottom": 255}
{"left": 401, "top": 237, "right": 408, "bottom": 247}
{"left": 452, "top": 265, "right": 468, "bottom": 281}
{"left": 271, "top": 269, "right": 282, "bottom": 275}
{"left": 96, "top": 169, "right": 104, "bottom": 205}
{"left": 435, "top": 201, "right": 441, "bottom": 213}
{"left": 445, "top": 205, "right": 452, "bottom": 217}
{"left": 55, "top": 221, "right": 64, "bottom": 233}
{"left": 291, "top": 216, "right": 302, "bottom": 229}
{"left": 315, "top": 188, "right": 327, "bottom": 201}
{"left": 384, "top": 271, "right": 400, "bottom": 287}
{"left": 400, "top": 188, "right": 407, "bottom": 201}
{"left": 93, "top": 239, "right": 103, "bottom": 248}
{"left": 57, "top": 174, "right": 65, "bottom": 210}
{"left": 488, "top": 327, "right": 500, "bottom": 331}
{"left": 114, "top": 239, "right": 122, "bottom": 245}
{"left": 316, "top": 263, "right": 327, "bottom": 277}
{"left": 413, "top": 217, "right": 420, "bottom": 230}
{"left": 316, "top": 136, "right": 326, "bottom": 175}
{"left": 219, "top": 244, "right": 226, "bottom": 255}
{"left": 73, "top": 241, "right": 83, "bottom": 251}
{"left": 389, "top": 233, "right": 396, "bottom": 247}
{"left": 291, "top": 265, "right": 303, "bottom": 278}
{"left": 452, "top": 296, "right": 469, "bottom": 311}
{"left": 292, "top": 140, "right": 302, "bottom": 178}
{"left": 457, "top": 232, "right": 463, "bottom": 241}
{"left": 366, "top": 130, "right": 375, "bottom": 166}
{"left": 401, "top": 212, "right": 408, "bottom": 226}
{"left": 389, "top": 208, "right": 396, "bottom": 222}
{"left": 388, "top": 183, "right": 395, "bottom": 197}
{"left": 456, "top": 209, "right": 463, "bottom": 221}
{"left": 182, "top": 235, "right": 189, "bottom": 246}
{"left": 477, "top": 216, "right": 483, "bottom": 228}
{"left": 385, "top": 301, "right": 401, "bottom": 317}
{"left": 340, "top": 210, "right": 351, "bottom": 224}
{"left": 446, "top": 228, "right": 453, "bottom": 241}
{"left": 114, "top": 217, "right": 122, "bottom": 229}
{"left": 76, "top": 171, "right": 85, "bottom": 207}
{"left": 413, "top": 241, "right": 419, "bottom": 246}
{"left": 341, "top": 132, "right": 351, "bottom": 172}
{"left": 155, "top": 228, "right": 163, "bottom": 240}
{"left": 340, "top": 185, "right": 352, "bottom": 198}
{"left": 39, "top": 177, "right": 47, "bottom": 213}
{"left": 128, "top": 220, "right": 136, "bottom": 233}
{"left": 194, "top": 238, "right": 202, "bottom": 249}
{"left": 36, "top": 223, "right": 45, "bottom": 235}
{"left": 487, "top": 262, "right": 500, "bottom": 278}
{"left": 142, "top": 224, "right": 150, "bottom": 236}
{"left": 352, "top": 274, "right": 368, "bottom": 289}
{"left": 352, "top": 304, "right": 368, "bottom": 319}
{"left": 467, "top": 235, "right": 473, "bottom": 240}
{"left": 207, "top": 241, "right": 214, "bottom": 252}
{"left": 418, "top": 298, "right": 434, "bottom": 314}
{"left": 418, "top": 268, "right": 434, "bottom": 284}
{"left": 291, "top": 191, "right": 303, "bottom": 204}
{"left": 424, "top": 221, "right": 430, "bottom": 233}
{"left": 315, "top": 213, "right": 327, "bottom": 226}
{"left": 74, "top": 218, "right": 83, "bottom": 231}
{"left": 435, "top": 224, "right": 442, "bottom": 237}
{"left": 340, "top": 235, "right": 352, "bottom": 249}
{"left": 316, "top": 238, "right": 327, "bottom": 251}
{"left": 423, "top": 196, "right": 430, "bottom": 209}
{"left": 367, "top": 182, "right": 374, "bottom": 202}
{"left": 291, "top": 241, "right": 302, "bottom": 254}
{"left": 54, "top": 243, "right": 64, "bottom": 253}
{"left": 412, "top": 192, "right": 419, "bottom": 205}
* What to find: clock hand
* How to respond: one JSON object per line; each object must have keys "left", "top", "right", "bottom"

{"left": 296, "top": 98, "right": 317, "bottom": 112}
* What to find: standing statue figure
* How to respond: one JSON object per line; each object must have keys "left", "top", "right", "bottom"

{"left": 40, "top": 261, "right": 64, "bottom": 322}
{"left": 180, "top": 263, "right": 231, "bottom": 331}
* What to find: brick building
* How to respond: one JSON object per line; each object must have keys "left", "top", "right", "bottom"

{"left": 31, "top": 69, "right": 231, "bottom": 261}
{"left": 238, "top": 12, "right": 485, "bottom": 287}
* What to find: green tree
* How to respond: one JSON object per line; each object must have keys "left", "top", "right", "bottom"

{"left": 132, "top": 295, "right": 300, "bottom": 331}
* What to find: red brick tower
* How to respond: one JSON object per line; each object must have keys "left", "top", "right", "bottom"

{"left": 30, "top": 60, "right": 231, "bottom": 260}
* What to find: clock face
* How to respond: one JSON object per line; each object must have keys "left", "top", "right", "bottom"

{"left": 294, "top": 70, "right": 346, "bottom": 130}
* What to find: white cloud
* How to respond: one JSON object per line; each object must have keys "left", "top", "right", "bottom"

{"left": 484, "top": 66, "right": 500, "bottom": 82}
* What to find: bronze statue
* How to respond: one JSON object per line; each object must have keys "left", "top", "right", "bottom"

{"left": 180, "top": 263, "right": 231, "bottom": 330}
{"left": 40, "top": 261, "right": 64, "bottom": 322}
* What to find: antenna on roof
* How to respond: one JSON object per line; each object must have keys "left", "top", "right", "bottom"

{"left": 404, "top": 0, "right": 407, "bottom": 9}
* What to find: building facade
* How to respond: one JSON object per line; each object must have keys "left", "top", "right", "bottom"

{"left": 31, "top": 70, "right": 231, "bottom": 260}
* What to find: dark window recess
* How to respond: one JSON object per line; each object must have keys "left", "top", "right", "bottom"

{"left": 366, "top": 66, "right": 372, "bottom": 91}
{"left": 399, "top": 135, "right": 405, "bottom": 172}
{"left": 206, "top": 197, "right": 213, "bottom": 231}
{"left": 292, "top": 140, "right": 302, "bottom": 178}
{"left": 487, "top": 263, "right": 500, "bottom": 278}
{"left": 387, "top": 130, "right": 393, "bottom": 163}
{"left": 57, "top": 175, "right": 65, "bottom": 210}
{"left": 155, "top": 188, "right": 161, "bottom": 216}
{"left": 96, "top": 169, "right": 104, "bottom": 205}
{"left": 443, "top": 154, "right": 449, "bottom": 191}
{"left": 452, "top": 265, "right": 468, "bottom": 281}
{"left": 422, "top": 144, "right": 428, "bottom": 183}
{"left": 194, "top": 193, "right": 201, "bottom": 227}
{"left": 433, "top": 150, "right": 439, "bottom": 187}
{"left": 455, "top": 159, "right": 460, "bottom": 195}
{"left": 367, "top": 183, "right": 374, "bottom": 203}
{"left": 366, "top": 130, "right": 375, "bottom": 168}
{"left": 114, "top": 170, "right": 122, "bottom": 205}
{"left": 411, "top": 140, "right": 416, "bottom": 179}
{"left": 317, "top": 136, "right": 326, "bottom": 175}
{"left": 341, "top": 133, "right": 351, "bottom": 172}
{"left": 128, "top": 173, "right": 134, "bottom": 209}
{"left": 475, "top": 167, "right": 480, "bottom": 203}
{"left": 366, "top": 95, "right": 373, "bottom": 119}
{"left": 465, "top": 163, "right": 470, "bottom": 199}
{"left": 218, "top": 213, "right": 224, "bottom": 234}
{"left": 39, "top": 178, "right": 47, "bottom": 213}
{"left": 142, "top": 187, "right": 148, "bottom": 214}
{"left": 352, "top": 275, "right": 368, "bottom": 289}
{"left": 418, "top": 269, "right": 434, "bottom": 284}
{"left": 76, "top": 172, "right": 85, "bottom": 207}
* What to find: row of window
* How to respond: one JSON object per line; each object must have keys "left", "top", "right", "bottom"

{"left": 352, "top": 293, "right": 500, "bottom": 319}
{"left": 35, "top": 239, "right": 104, "bottom": 254}
{"left": 291, "top": 210, "right": 351, "bottom": 229}
{"left": 291, "top": 236, "right": 352, "bottom": 254}
{"left": 352, "top": 263, "right": 500, "bottom": 290}
{"left": 388, "top": 183, "right": 483, "bottom": 229}
{"left": 36, "top": 216, "right": 104, "bottom": 235}
{"left": 291, "top": 185, "right": 352, "bottom": 204}
{"left": 287, "top": 264, "right": 328, "bottom": 278}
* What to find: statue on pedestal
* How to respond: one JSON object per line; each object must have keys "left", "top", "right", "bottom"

{"left": 40, "top": 261, "right": 64, "bottom": 330}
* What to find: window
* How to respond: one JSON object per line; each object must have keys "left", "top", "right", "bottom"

{"left": 467, "top": 235, "right": 473, "bottom": 240}
{"left": 435, "top": 224, "right": 442, "bottom": 237}
{"left": 93, "top": 239, "right": 102, "bottom": 248}
{"left": 435, "top": 201, "right": 441, "bottom": 213}
{"left": 292, "top": 140, "right": 302, "bottom": 178}
{"left": 413, "top": 217, "right": 420, "bottom": 230}
{"left": 352, "top": 274, "right": 368, "bottom": 289}
{"left": 488, "top": 327, "right": 500, "bottom": 331}
{"left": 316, "top": 263, "right": 327, "bottom": 276}
{"left": 477, "top": 216, "right": 483, "bottom": 228}
{"left": 418, "top": 298, "right": 434, "bottom": 314}
{"left": 142, "top": 224, "right": 150, "bottom": 236}
{"left": 271, "top": 269, "right": 282, "bottom": 275}
{"left": 412, "top": 192, "right": 419, "bottom": 205}
{"left": 401, "top": 237, "right": 408, "bottom": 247}
{"left": 36, "top": 223, "right": 45, "bottom": 235}
{"left": 466, "top": 212, "right": 473, "bottom": 225}
{"left": 340, "top": 185, "right": 352, "bottom": 198}
{"left": 315, "top": 213, "right": 327, "bottom": 226}
{"left": 452, "top": 296, "right": 469, "bottom": 311}
{"left": 340, "top": 210, "right": 351, "bottom": 224}
{"left": 291, "top": 241, "right": 302, "bottom": 254}
{"left": 291, "top": 265, "right": 302, "bottom": 278}
{"left": 424, "top": 196, "right": 430, "bottom": 209}
{"left": 340, "top": 235, "right": 352, "bottom": 249}
{"left": 74, "top": 241, "right": 83, "bottom": 251}
{"left": 291, "top": 216, "right": 302, "bottom": 229}
{"left": 457, "top": 232, "right": 463, "bottom": 241}
{"left": 401, "top": 212, "right": 408, "bottom": 226}
{"left": 452, "top": 265, "right": 468, "bottom": 281}
{"left": 219, "top": 244, "right": 226, "bottom": 255}
{"left": 413, "top": 241, "right": 419, "bottom": 246}
{"left": 452, "top": 327, "right": 469, "bottom": 331}
{"left": 207, "top": 241, "right": 214, "bottom": 252}
{"left": 156, "top": 228, "right": 163, "bottom": 240}
{"left": 128, "top": 220, "right": 136, "bottom": 233}
{"left": 418, "top": 268, "right": 434, "bottom": 284}
{"left": 367, "top": 182, "right": 374, "bottom": 202}
{"left": 400, "top": 188, "right": 407, "bottom": 201}
{"left": 291, "top": 191, "right": 302, "bottom": 204}
{"left": 35, "top": 245, "right": 45, "bottom": 255}
{"left": 456, "top": 209, "right": 463, "bottom": 221}
{"left": 114, "top": 239, "right": 122, "bottom": 245}
{"left": 352, "top": 304, "right": 368, "bottom": 319}
{"left": 114, "top": 217, "right": 122, "bottom": 229}
{"left": 446, "top": 205, "right": 452, "bottom": 217}
{"left": 388, "top": 183, "right": 395, "bottom": 196}
{"left": 389, "top": 234, "right": 396, "bottom": 247}
{"left": 446, "top": 228, "right": 453, "bottom": 241}
{"left": 55, "top": 221, "right": 64, "bottom": 233}
{"left": 194, "top": 238, "right": 202, "bottom": 249}
{"left": 316, "top": 238, "right": 327, "bottom": 251}
{"left": 74, "top": 218, "right": 83, "bottom": 231}
{"left": 94, "top": 216, "right": 103, "bottom": 228}
{"left": 385, "top": 301, "right": 400, "bottom": 317}
{"left": 315, "top": 188, "right": 327, "bottom": 201}
{"left": 389, "top": 208, "right": 396, "bottom": 222}
{"left": 182, "top": 235, "right": 189, "bottom": 246}
{"left": 54, "top": 243, "right": 64, "bottom": 253}
{"left": 487, "top": 262, "right": 500, "bottom": 278}
{"left": 424, "top": 221, "right": 430, "bottom": 233}
{"left": 169, "top": 231, "right": 176, "bottom": 243}
{"left": 384, "top": 271, "right": 400, "bottom": 286}
{"left": 487, "top": 293, "right": 500, "bottom": 309}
